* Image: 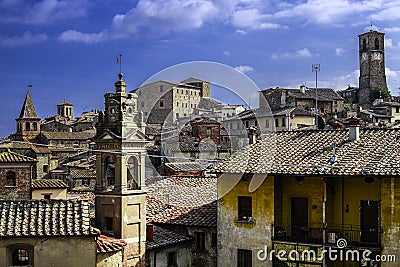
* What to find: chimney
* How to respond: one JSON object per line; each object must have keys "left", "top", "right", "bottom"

{"left": 146, "top": 224, "right": 154, "bottom": 241}
{"left": 300, "top": 85, "right": 306, "bottom": 94}
{"left": 348, "top": 118, "right": 360, "bottom": 142}
{"left": 248, "top": 126, "right": 258, "bottom": 144}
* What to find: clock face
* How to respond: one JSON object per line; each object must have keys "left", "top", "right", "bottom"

{"left": 362, "top": 52, "right": 367, "bottom": 61}
{"left": 373, "top": 52, "right": 382, "bottom": 60}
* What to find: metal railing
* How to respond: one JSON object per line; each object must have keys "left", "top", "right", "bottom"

{"left": 272, "top": 224, "right": 382, "bottom": 247}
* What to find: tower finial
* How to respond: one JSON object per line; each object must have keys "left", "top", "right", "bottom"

{"left": 370, "top": 20, "right": 373, "bottom": 31}
{"left": 116, "top": 54, "right": 123, "bottom": 74}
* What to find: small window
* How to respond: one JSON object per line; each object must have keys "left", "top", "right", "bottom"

{"left": 238, "top": 196, "right": 252, "bottom": 221}
{"left": 363, "top": 38, "right": 367, "bottom": 50}
{"left": 160, "top": 85, "right": 164, "bottom": 92}
{"left": 43, "top": 165, "right": 49, "bottom": 173}
{"left": 211, "top": 233, "right": 217, "bottom": 248}
{"left": 33, "top": 122, "right": 37, "bottom": 131}
{"left": 12, "top": 248, "right": 30, "bottom": 266}
{"left": 320, "top": 108, "right": 324, "bottom": 113}
{"left": 6, "top": 171, "right": 16, "bottom": 186}
{"left": 195, "top": 232, "right": 205, "bottom": 252}
{"left": 265, "top": 119, "right": 269, "bottom": 128}
{"left": 281, "top": 118, "right": 286, "bottom": 127}
{"left": 396, "top": 107, "right": 399, "bottom": 113}
{"left": 176, "top": 102, "right": 179, "bottom": 107}
{"left": 237, "top": 249, "right": 252, "bottom": 267}
{"left": 105, "top": 217, "right": 113, "bottom": 231}
{"left": 82, "top": 179, "right": 90, "bottom": 186}
{"left": 43, "top": 194, "right": 51, "bottom": 200}
{"left": 375, "top": 38, "right": 379, "bottom": 49}
{"left": 206, "top": 127, "right": 212, "bottom": 136}
{"left": 141, "top": 102, "right": 144, "bottom": 108}
{"left": 160, "top": 101, "right": 164, "bottom": 108}
{"left": 275, "top": 118, "right": 279, "bottom": 127}
{"left": 168, "top": 251, "right": 177, "bottom": 267}
{"left": 25, "top": 122, "right": 30, "bottom": 131}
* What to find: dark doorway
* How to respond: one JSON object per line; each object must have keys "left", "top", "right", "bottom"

{"left": 360, "top": 200, "right": 379, "bottom": 243}
{"left": 291, "top": 197, "right": 308, "bottom": 227}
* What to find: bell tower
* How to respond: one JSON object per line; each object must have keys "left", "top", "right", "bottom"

{"left": 358, "top": 30, "right": 387, "bottom": 105}
{"left": 95, "top": 73, "right": 148, "bottom": 266}
{"left": 14, "top": 90, "right": 41, "bottom": 141}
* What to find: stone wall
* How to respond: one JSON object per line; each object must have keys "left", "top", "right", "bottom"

{"left": 0, "top": 165, "right": 31, "bottom": 200}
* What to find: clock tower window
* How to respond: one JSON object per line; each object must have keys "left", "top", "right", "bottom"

{"left": 105, "top": 155, "right": 116, "bottom": 190}
{"left": 127, "top": 156, "right": 139, "bottom": 190}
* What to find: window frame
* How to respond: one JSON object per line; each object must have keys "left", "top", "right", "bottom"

{"left": 238, "top": 196, "right": 252, "bottom": 221}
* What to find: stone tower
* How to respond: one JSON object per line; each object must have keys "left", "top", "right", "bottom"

{"left": 358, "top": 30, "right": 387, "bottom": 105}
{"left": 95, "top": 73, "right": 148, "bottom": 266}
{"left": 57, "top": 101, "right": 74, "bottom": 120}
{"left": 14, "top": 90, "right": 41, "bottom": 140}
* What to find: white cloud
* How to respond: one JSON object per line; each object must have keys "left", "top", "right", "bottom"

{"left": 111, "top": 0, "right": 219, "bottom": 37}
{"left": 235, "top": 29, "right": 247, "bottom": 35}
{"left": 235, "top": 65, "right": 254, "bottom": 73}
{"left": 385, "top": 39, "right": 393, "bottom": 48}
{"left": 329, "top": 70, "right": 360, "bottom": 90}
{"left": 0, "top": 0, "right": 89, "bottom": 24}
{"left": 0, "top": 31, "right": 48, "bottom": 47}
{"left": 335, "top": 48, "right": 346, "bottom": 56}
{"left": 223, "top": 51, "right": 231, "bottom": 56}
{"left": 272, "top": 48, "right": 312, "bottom": 59}
{"left": 385, "top": 67, "right": 400, "bottom": 95}
{"left": 383, "top": 27, "right": 400, "bottom": 33}
{"left": 58, "top": 30, "right": 109, "bottom": 44}
{"left": 231, "top": 8, "right": 287, "bottom": 30}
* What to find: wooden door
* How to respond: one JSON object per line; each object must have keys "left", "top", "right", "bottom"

{"left": 360, "top": 200, "right": 379, "bottom": 243}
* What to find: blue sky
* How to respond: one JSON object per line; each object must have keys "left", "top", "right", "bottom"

{"left": 0, "top": 0, "right": 400, "bottom": 137}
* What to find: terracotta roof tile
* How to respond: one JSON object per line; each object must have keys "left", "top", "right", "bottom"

{"left": 97, "top": 235, "right": 127, "bottom": 253}
{"left": 146, "top": 176, "right": 217, "bottom": 227}
{"left": 70, "top": 169, "right": 96, "bottom": 179}
{"left": 147, "top": 225, "right": 193, "bottom": 250}
{"left": 0, "top": 199, "right": 92, "bottom": 237}
{"left": 0, "top": 150, "right": 35, "bottom": 163}
{"left": 32, "top": 179, "right": 68, "bottom": 189}
{"left": 41, "top": 130, "right": 95, "bottom": 140}
{"left": 212, "top": 128, "right": 400, "bottom": 176}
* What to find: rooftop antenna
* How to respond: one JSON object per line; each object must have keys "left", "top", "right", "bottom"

{"left": 116, "top": 54, "right": 123, "bottom": 74}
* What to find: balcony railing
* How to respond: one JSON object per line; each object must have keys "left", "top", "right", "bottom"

{"left": 272, "top": 224, "right": 381, "bottom": 248}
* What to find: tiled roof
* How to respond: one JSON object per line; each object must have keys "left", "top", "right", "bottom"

{"left": 147, "top": 225, "right": 193, "bottom": 250}
{"left": 166, "top": 141, "right": 229, "bottom": 152}
{"left": 32, "top": 179, "right": 68, "bottom": 189}
{"left": 146, "top": 176, "right": 217, "bottom": 227}
{"left": 0, "top": 150, "right": 35, "bottom": 163}
{"left": 262, "top": 87, "right": 343, "bottom": 102}
{"left": 70, "top": 169, "right": 96, "bottom": 179}
{"left": 19, "top": 90, "right": 38, "bottom": 118}
{"left": 164, "top": 162, "right": 206, "bottom": 172}
{"left": 41, "top": 130, "right": 95, "bottom": 140}
{"left": 97, "top": 235, "right": 127, "bottom": 253}
{"left": 0, "top": 199, "right": 92, "bottom": 237}
{"left": 212, "top": 128, "right": 400, "bottom": 176}
{"left": 0, "top": 141, "right": 51, "bottom": 154}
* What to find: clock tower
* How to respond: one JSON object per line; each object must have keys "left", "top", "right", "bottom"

{"left": 358, "top": 30, "right": 387, "bottom": 105}
{"left": 95, "top": 73, "right": 148, "bottom": 266}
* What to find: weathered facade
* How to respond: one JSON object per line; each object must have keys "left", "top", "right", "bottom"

{"left": 213, "top": 127, "right": 400, "bottom": 267}
{"left": 0, "top": 150, "right": 35, "bottom": 200}
{"left": 132, "top": 78, "right": 210, "bottom": 124}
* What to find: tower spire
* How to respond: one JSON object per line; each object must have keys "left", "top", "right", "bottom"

{"left": 19, "top": 90, "right": 38, "bottom": 118}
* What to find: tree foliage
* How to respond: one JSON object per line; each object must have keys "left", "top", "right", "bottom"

{"left": 371, "top": 86, "right": 391, "bottom": 101}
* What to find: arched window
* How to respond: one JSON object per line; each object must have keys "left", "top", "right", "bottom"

{"left": 32, "top": 122, "right": 37, "bottom": 131}
{"left": 6, "top": 171, "right": 16, "bottom": 186}
{"left": 105, "top": 156, "right": 115, "bottom": 190}
{"left": 25, "top": 122, "right": 30, "bottom": 131}
{"left": 375, "top": 38, "right": 379, "bottom": 49}
{"left": 127, "top": 156, "right": 139, "bottom": 190}
{"left": 363, "top": 38, "right": 367, "bottom": 51}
